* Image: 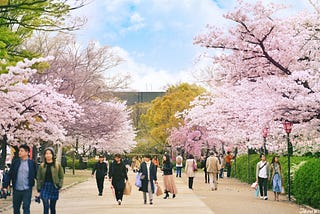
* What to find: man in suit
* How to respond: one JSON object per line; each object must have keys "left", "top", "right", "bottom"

{"left": 206, "top": 151, "right": 220, "bottom": 191}
{"left": 138, "top": 154, "right": 157, "bottom": 205}
{"left": 3, "top": 144, "right": 37, "bottom": 214}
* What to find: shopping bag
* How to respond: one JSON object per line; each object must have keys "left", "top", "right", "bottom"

{"left": 255, "top": 187, "right": 260, "bottom": 197}
{"left": 135, "top": 173, "right": 142, "bottom": 188}
{"left": 156, "top": 184, "right": 163, "bottom": 196}
{"left": 124, "top": 181, "right": 132, "bottom": 195}
{"left": 251, "top": 182, "right": 258, "bottom": 190}
{"left": 281, "top": 186, "right": 285, "bottom": 195}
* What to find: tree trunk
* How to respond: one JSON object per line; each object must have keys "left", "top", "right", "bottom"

{"left": 0, "top": 135, "right": 8, "bottom": 170}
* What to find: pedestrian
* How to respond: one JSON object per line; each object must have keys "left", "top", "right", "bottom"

{"left": 256, "top": 154, "right": 270, "bottom": 200}
{"left": 225, "top": 151, "right": 234, "bottom": 178}
{"left": 200, "top": 155, "right": 209, "bottom": 183}
{"left": 138, "top": 154, "right": 157, "bottom": 205}
{"left": 162, "top": 154, "right": 177, "bottom": 199}
{"left": 271, "top": 155, "right": 282, "bottom": 201}
{"left": 185, "top": 154, "right": 196, "bottom": 190}
{"left": 36, "top": 147, "right": 64, "bottom": 214}
{"left": 206, "top": 151, "right": 220, "bottom": 191}
{"left": 175, "top": 153, "right": 183, "bottom": 178}
{"left": 92, "top": 155, "right": 108, "bottom": 196}
{"left": 219, "top": 154, "right": 225, "bottom": 179}
{"left": 3, "top": 144, "right": 37, "bottom": 214}
{"left": 108, "top": 154, "right": 128, "bottom": 205}
{"left": 152, "top": 156, "right": 159, "bottom": 171}
{"left": 60, "top": 154, "right": 67, "bottom": 174}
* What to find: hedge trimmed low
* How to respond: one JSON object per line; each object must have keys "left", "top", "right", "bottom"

{"left": 292, "top": 158, "right": 320, "bottom": 209}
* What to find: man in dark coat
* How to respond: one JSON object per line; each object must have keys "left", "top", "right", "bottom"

{"left": 3, "top": 144, "right": 37, "bottom": 214}
{"left": 92, "top": 155, "right": 108, "bottom": 196}
{"left": 139, "top": 154, "right": 157, "bottom": 205}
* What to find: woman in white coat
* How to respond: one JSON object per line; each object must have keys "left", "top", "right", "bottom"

{"left": 185, "top": 154, "right": 196, "bottom": 189}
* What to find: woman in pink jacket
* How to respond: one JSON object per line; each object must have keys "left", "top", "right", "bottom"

{"left": 185, "top": 154, "right": 196, "bottom": 189}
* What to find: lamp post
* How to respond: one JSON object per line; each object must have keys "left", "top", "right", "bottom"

{"left": 262, "top": 128, "right": 269, "bottom": 155}
{"left": 283, "top": 121, "right": 293, "bottom": 201}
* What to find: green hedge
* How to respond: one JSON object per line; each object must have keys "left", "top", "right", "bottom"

{"left": 292, "top": 159, "right": 320, "bottom": 209}
{"left": 232, "top": 154, "right": 319, "bottom": 209}
{"left": 66, "top": 158, "right": 103, "bottom": 170}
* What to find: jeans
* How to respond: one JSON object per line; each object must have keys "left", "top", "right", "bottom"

{"left": 176, "top": 167, "right": 182, "bottom": 177}
{"left": 219, "top": 168, "right": 224, "bottom": 178}
{"left": 258, "top": 177, "right": 268, "bottom": 197}
{"left": 12, "top": 189, "right": 32, "bottom": 214}
{"left": 42, "top": 198, "right": 57, "bottom": 214}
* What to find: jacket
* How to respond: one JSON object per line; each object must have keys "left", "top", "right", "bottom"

{"left": 3, "top": 158, "right": 37, "bottom": 190}
{"left": 139, "top": 161, "right": 157, "bottom": 193}
{"left": 162, "top": 162, "right": 173, "bottom": 175}
{"left": 37, "top": 162, "right": 64, "bottom": 191}
{"left": 92, "top": 161, "right": 108, "bottom": 179}
{"left": 206, "top": 155, "right": 220, "bottom": 173}
{"left": 185, "top": 158, "right": 196, "bottom": 177}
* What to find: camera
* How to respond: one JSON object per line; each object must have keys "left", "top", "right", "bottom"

{"left": 35, "top": 196, "right": 41, "bottom": 203}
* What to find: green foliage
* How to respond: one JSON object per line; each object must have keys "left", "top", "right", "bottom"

{"left": 292, "top": 159, "right": 320, "bottom": 209}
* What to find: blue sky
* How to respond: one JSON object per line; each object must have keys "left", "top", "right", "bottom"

{"left": 74, "top": 0, "right": 312, "bottom": 91}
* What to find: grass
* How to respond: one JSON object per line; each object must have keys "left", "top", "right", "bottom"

{"left": 0, "top": 169, "right": 91, "bottom": 211}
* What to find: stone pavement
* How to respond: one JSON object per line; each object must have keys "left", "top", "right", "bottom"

{"left": 1, "top": 171, "right": 213, "bottom": 214}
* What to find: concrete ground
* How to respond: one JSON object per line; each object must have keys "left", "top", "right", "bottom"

{"left": 1, "top": 170, "right": 308, "bottom": 214}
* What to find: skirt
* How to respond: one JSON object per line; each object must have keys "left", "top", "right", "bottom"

{"left": 163, "top": 174, "right": 177, "bottom": 194}
{"left": 40, "top": 182, "right": 59, "bottom": 200}
{"left": 272, "top": 173, "right": 282, "bottom": 193}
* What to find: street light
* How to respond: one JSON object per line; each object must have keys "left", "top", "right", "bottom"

{"left": 283, "top": 120, "right": 293, "bottom": 201}
{"left": 262, "top": 128, "right": 269, "bottom": 155}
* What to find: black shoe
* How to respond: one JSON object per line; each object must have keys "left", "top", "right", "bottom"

{"left": 98, "top": 193, "right": 102, "bottom": 196}
{"left": 163, "top": 191, "right": 169, "bottom": 199}
{"left": 150, "top": 200, "right": 153, "bottom": 205}
{"left": 173, "top": 194, "right": 176, "bottom": 198}
{"left": 144, "top": 200, "right": 147, "bottom": 205}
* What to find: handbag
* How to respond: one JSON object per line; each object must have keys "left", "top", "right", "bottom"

{"left": 156, "top": 184, "right": 163, "bottom": 196}
{"left": 135, "top": 173, "right": 142, "bottom": 188}
{"left": 193, "top": 160, "right": 198, "bottom": 171}
{"left": 123, "top": 181, "right": 132, "bottom": 195}
{"left": 281, "top": 186, "right": 285, "bottom": 195}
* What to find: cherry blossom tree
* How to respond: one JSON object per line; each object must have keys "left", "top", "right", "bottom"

{"left": 170, "top": 1, "right": 320, "bottom": 156}
{"left": 0, "top": 57, "right": 82, "bottom": 169}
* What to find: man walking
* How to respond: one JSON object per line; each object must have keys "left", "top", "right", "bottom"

{"left": 206, "top": 151, "right": 220, "bottom": 191}
{"left": 92, "top": 155, "right": 108, "bottom": 196}
{"left": 3, "top": 144, "right": 37, "bottom": 214}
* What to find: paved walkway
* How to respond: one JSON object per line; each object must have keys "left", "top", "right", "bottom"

{"left": 1, "top": 171, "right": 213, "bottom": 214}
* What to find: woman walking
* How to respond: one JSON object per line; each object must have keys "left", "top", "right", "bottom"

{"left": 108, "top": 154, "right": 128, "bottom": 205}
{"left": 256, "top": 154, "right": 270, "bottom": 200}
{"left": 162, "top": 154, "right": 177, "bottom": 199}
{"left": 271, "top": 155, "right": 282, "bottom": 201}
{"left": 185, "top": 154, "right": 196, "bottom": 190}
{"left": 36, "top": 147, "right": 64, "bottom": 214}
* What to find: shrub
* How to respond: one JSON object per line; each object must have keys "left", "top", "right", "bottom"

{"left": 292, "top": 158, "right": 320, "bottom": 209}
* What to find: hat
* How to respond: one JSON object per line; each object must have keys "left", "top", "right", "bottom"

{"left": 43, "top": 147, "right": 55, "bottom": 158}
{"left": 99, "top": 155, "right": 104, "bottom": 158}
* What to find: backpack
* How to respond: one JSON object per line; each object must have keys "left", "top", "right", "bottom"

{"left": 176, "top": 156, "right": 182, "bottom": 165}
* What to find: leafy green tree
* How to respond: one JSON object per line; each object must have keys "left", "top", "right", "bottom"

{"left": 0, "top": 0, "right": 87, "bottom": 66}
{"left": 140, "top": 83, "right": 205, "bottom": 152}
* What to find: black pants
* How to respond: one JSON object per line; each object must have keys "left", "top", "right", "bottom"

{"left": 96, "top": 177, "right": 104, "bottom": 194}
{"left": 204, "top": 169, "right": 209, "bottom": 183}
{"left": 114, "top": 187, "right": 124, "bottom": 201}
{"left": 226, "top": 163, "right": 231, "bottom": 177}
{"left": 188, "top": 177, "right": 194, "bottom": 189}
{"left": 258, "top": 177, "right": 268, "bottom": 197}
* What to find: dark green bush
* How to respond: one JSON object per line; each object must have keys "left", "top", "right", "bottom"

{"left": 292, "top": 158, "right": 320, "bottom": 209}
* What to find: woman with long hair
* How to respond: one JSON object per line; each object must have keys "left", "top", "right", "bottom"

{"left": 271, "top": 155, "right": 282, "bottom": 201}
{"left": 162, "top": 154, "right": 177, "bottom": 199}
{"left": 36, "top": 147, "right": 64, "bottom": 214}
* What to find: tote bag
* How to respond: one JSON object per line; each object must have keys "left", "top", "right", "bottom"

{"left": 135, "top": 173, "right": 142, "bottom": 188}
{"left": 124, "top": 181, "right": 132, "bottom": 195}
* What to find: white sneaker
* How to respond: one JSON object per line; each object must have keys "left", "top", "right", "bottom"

{"left": 118, "top": 200, "right": 122, "bottom": 205}
{"left": 260, "top": 196, "right": 264, "bottom": 200}
{"left": 264, "top": 196, "right": 268, "bottom": 200}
